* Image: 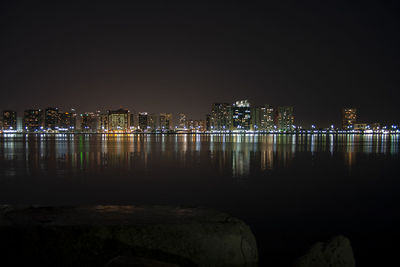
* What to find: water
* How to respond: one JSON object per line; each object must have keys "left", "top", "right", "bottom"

{"left": 0, "top": 133, "right": 399, "bottom": 266}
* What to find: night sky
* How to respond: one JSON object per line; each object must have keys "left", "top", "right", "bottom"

{"left": 1, "top": 1, "right": 399, "bottom": 127}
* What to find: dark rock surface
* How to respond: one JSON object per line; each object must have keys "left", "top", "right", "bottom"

{"left": 293, "top": 235, "right": 355, "bottom": 267}
{"left": 0, "top": 205, "right": 258, "bottom": 266}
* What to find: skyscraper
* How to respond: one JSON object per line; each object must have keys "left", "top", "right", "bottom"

{"left": 342, "top": 108, "right": 357, "bottom": 129}
{"left": 3, "top": 110, "right": 17, "bottom": 130}
{"left": 276, "top": 106, "right": 294, "bottom": 131}
{"left": 24, "top": 109, "right": 43, "bottom": 132}
{"left": 260, "top": 105, "right": 274, "bottom": 131}
{"left": 59, "top": 111, "right": 76, "bottom": 131}
{"left": 251, "top": 106, "right": 262, "bottom": 131}
{"left": 99, "top": 113, "right": 109, "bottom": 132}
{"left": 45, "top": 107, "right": 59, "bottom": 130}
{"left": 159, "top": 113, "right": 173, "bottom": 131}
{"left": 232, "top": 100, "right": 251, "bottom": 131}
{"left": 210, "top": 103, "right": 232, "bottom": 131}
{"left": 80, "top": 112, "right": 99, "bottom": 132}
{"left": 138, "top": 112, "right": 150, "bottom": 132}
{"left": 108, "top": 108, "right": 130, "bottom": 132}
{"left": 178, "top": 113, "right": 187, "bottom": 129}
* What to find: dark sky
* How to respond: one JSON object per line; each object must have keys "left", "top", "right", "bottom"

{"left": 1, "top": 0, "right": 399, "bottom": 127}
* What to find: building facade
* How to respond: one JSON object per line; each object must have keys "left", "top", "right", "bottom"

{"left": 178, "top": 113, "right": 187, "bottom": 129}
{"left": 3, "top": 110, "right": 17, "bottom": 130}
{"left": 342, "top": 108, "right": 357, "bottom": 129}
{"left": 159, "top": 113, "right": 173, "bottom": 131}
{"left": 59, "top": 111, "right": 76, "bottom": 131}
{"left": 210, "top": 103, "right": 232, "bottom": 131}
{"left": 45, "top": 107, "right": 59, "bottom": 130}
{"left": 80, "top": 112, "right": 99, "bottom": 132}
{"left": 260, "top": 105, "right": 274, "bottom": 131}
{"left": 24, "top": 109, "right": 43, "bottom": 132}
{"left": 138, "top": 112, "right": 150, "bottom": 132}
{"left": 108, "top": 109, "right": 130, "bottom": 132}
{"left": 232, "top": 100, "right": 251, "bottom": 131}
{"left": 251, "top": 106, "right": 262, "bottom": 131}
{"left": 276, "top": 106, "right": 294, "bottom": 131}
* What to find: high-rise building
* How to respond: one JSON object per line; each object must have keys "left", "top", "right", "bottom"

{"left": 2, "top": 110, "right": 17, "bottom": 130}
{"left": 59, "top": 111, "right": 76, "bottom": 131}
{"left": 99, "top": 113, "right": 109, "bottom": 132}
{"left": 159, "top": 113, "right": 173, "bottom": 131}
{"left": 80, "top": 112, "right": 99, "bottom": 132}
{"left": 276, "top": 106, "right": 294, "bottom": 131}
{"left": 108, "top": 108, "right": 130, "bottom": 132}
{"left": 24, "top": 109, "right": 44, "bottom": 132}
{"left": 342, "top": 108, "right": 357, "bottom": 129}
{"left": 251, "top": 107, "right": 262, "bottom": 131}
{"left": 129, "top": 113, "right": 135, "bottom": 131}
{"left": 206, "top": 114, "right": 211, "bottom": 131}
{"left": 210, "top": 103, "right": 232, "bottom": 131}
{"left": 138, "top": 112, "right": 150, "bottom": 132}
{"left": 232, "top": 100, "right": 251, "bottom": 131}
{"left": 178, "top": 113, "right": 187, "bottom": 129}
{"left": 45, "top": 107, "right": 59, "bottom": 130}
{"left": 149, "top": 113, "right": 157, "bottom": 130}
{"left": 260, "top": 105, "right": 274, "bottom": 131}
{"left": 187, "top": 119, "right": 206, "bottom": 132}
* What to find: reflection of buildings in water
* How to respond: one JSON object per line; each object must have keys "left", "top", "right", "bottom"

{"left": 1, "top": 133, "right": 399, "bottom": 178}
{"left": 363, "top": 134, "right": 373, "bottom": 154}
{"left": 390, "top": 135, "right": 399, "bottom": 155}
{"left": 232, "top": 150, "right": 250, "bottom": 178}
{"left": 275, "top": 134, "right": 295, "bottom": 168}
{"left": 330, "top": 134, "right": 334, "bottom": 155}
{"left": 344, "top": 151, "right": 356, "bottom": 172}
{"left": 260, "top": 149, "right": 274, "bottom": 171}
{"left": 380, "top": 135, "right": 387, "bottom": 154}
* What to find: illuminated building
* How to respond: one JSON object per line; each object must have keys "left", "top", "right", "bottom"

{"left": 276, "top": 106, "right": 294, "bottom": 131}
{"left": 210, "top": 103, "right": 232, "bottom": 131}
{"left": 232, "top": 100, "right": 251, "bottom": 131}
{"left": 129, "top": 113, "right": 135, "bottom": 130}
{"left": 45, "top": 107, "right": 59, "bottom": 130}
{"left": 2, "top": 110, "right": 17, "bottom": 130}
{"left": 197, "top": 120, "right": 207, "bottom": 132}
{"left": 24, "top": 109, "right": 43, "bottom": 132}
{"left": 159, "top": 113, "right": 173, "bottom": 131}
{"left": 138, "top": 112, "right": 150, "bottom": 132}
{"left": 187, "top": 119, "right": 206, "bottom": 132}
{"left": 178, "top": 113, "right": 187, "bottom": 129}
{"left": 149, "top": 113, "right": 157, "bottom": 130}
{"left": 261, "top": 105, "right": 274, "bottom": 130}
{"left": 342, "top": 108, "right": 357, "bottom": 129}
{"left": 206, "top": 114, "right": 211, "bottom": 131}
{"left": 59, "top": 111, "right": 76, "bottom": 131}
{"left": 188, "top": 119, "right": 194, "bottom": 130}
{"left": 353, "top": 123, "right": 367, "bottom": 131}
{"left": 370, "top": 123, "right": 380, "bottom": 130}
{"left": 108, "top": 108, "right": 130, "bottom": 132}
{"left": 251, "top": 106, "right": 262, "bottom": 131}
{"left": 99, "top": 113, "right": 109, "bottom": 132}
{"left": 80, "top": 112, "right": 99, "bottom": 132}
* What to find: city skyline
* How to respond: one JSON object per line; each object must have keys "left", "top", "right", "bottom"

{"left": 1, "top": 101, "right": 398, "bottom": 133}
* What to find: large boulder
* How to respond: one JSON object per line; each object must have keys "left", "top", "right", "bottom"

{"left": 293, "top": 235, "right": 355, "bottom": 267}
{"left": 0, "top": 205, "right": 258, "bottom": 266}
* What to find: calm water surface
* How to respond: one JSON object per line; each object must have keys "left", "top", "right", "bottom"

{"left": 0, "top": 133, "right": 399, "bottom": 266}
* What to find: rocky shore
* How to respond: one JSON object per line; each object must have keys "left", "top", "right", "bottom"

{"left": 0, "top": 205, "right": 355, "bottom": 266}
{"left": 0, "top": 205, "right": 258, "bottom": 266}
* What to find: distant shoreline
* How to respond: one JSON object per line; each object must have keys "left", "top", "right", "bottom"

{"left": 0, "top": 132, "right": 399, "bottom": 135}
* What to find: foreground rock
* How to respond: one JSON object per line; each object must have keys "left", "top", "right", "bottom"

{"left": 293, "top": 235, "right": 355, "bottom": 267}
{"left": 0, "top": 205, "right": 258, "bottom": 266}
